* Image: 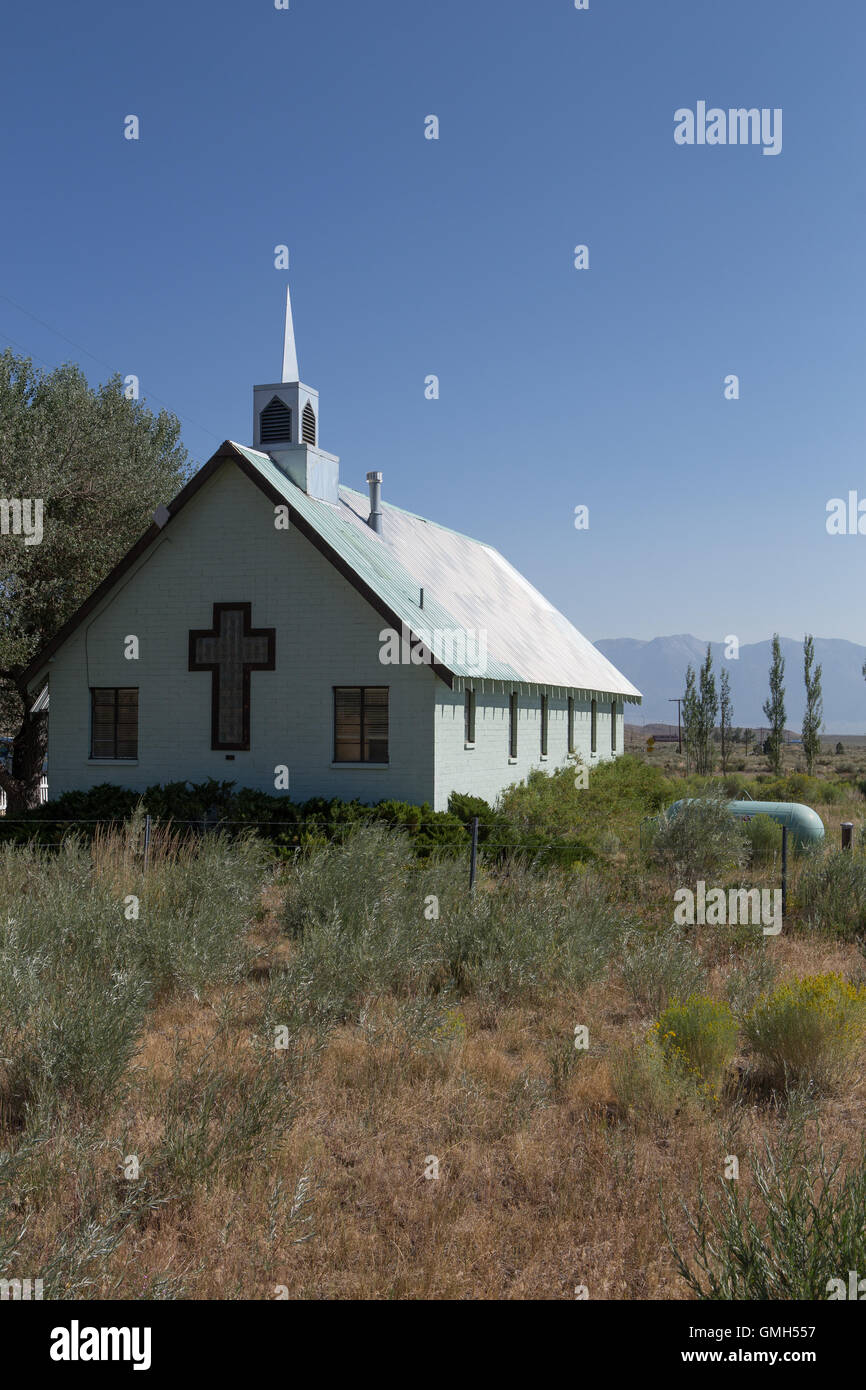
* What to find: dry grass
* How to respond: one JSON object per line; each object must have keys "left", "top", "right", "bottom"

{"left": 3, "top": 789, "right": 866, "bottom": 1301}
{"left": 3, "top": 899, "right": 864, "bottom": 1299}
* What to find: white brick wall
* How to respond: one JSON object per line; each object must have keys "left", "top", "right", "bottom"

{"left": 434, "top": 687, "right": 623, "bottom": 810}
{"left": 47, "top": 462, "right": 437, "bottom": 805}
{"left": 45, "top": 459, "right": 626, "bottom": 812}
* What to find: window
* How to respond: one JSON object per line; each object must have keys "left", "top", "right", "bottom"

{"left": 611, "top": 699, "right": 617, "bottom": 752}
{"left": 567, "top": 697, "right": 575, "bottom": 754}
{"left": 591, "top": 698, "right": 597, "bottom": 754}
{"left": 334, "top": 687, "right": 388, "bottom": 762}
{"left": 540, "top": 694, "right": 548, "bottom": 756}
{"left": 465, "top": 689, "right": 476, "bottom": 745}
{"left": 302, "top": 401, "right": 317, "bottom": 445}
{"left": 509, "top": 692, "right": 518, "bottom": 759}
{"left": 91, "top": 688, "right": 138, "bottom": 759}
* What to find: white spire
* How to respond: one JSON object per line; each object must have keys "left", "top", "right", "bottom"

{"left": 281, "top": 284, "right": 299, "bottom": 383}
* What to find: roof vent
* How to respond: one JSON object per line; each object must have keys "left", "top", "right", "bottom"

{"left": 302, "top": 401, "right": 317, "bottom": 445}
{"left": 260, "top": 396, "right": 293, "bottom": 444}
{"left": 367, "top": 471, "right": 383, "bottom": 535}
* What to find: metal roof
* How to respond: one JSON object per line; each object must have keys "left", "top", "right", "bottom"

{"left": 231, "top": 443, "right": 642, "bottom": 701}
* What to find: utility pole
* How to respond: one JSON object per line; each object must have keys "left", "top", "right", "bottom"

{"left": 669, "top": 697, "right": 684, "bottom": 754}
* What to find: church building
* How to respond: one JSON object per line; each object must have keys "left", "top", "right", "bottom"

{"left": 23, "top": 290, "right": 641, "bottom": 811}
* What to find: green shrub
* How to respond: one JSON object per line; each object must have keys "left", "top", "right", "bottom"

{"left": 724, "top": 953, "right": 779, "bottom": 1019}
{"left": 0, "top": 954, "right": 149, "bottom": 1127}
{"left": 609, "top": 1042, "right": 681, "bottom": 1125}
{"left": 438, "top": 861, "right": 624, "bottom": 999}
{"left": 743, "top": 973, "right": 866, "bottom": 1091}
{"left": 798, "top": 850, "right": 866, "bottom": 940}
{"left": 274, "top": 825, "right": 626, "bottom": 1025}
{"left": 497, "top": 755, "right": 674, "bottom": 859}
{"left": 0, "top": 779, "right": 477, "bottom": 859}
{"left": 664, "top": 1136, "right": 866, "bottom": 1299}
{"left": 147, "top": 1038, "right": 300, "bottom": 1200}
{"left": 743, "top": 812, "right": 783, "bottom": 863}
{"left": 652, "top": 995, "right": 738, "bottom": 1094}
{"left": 650, "top": 796, "right": 750, "bottom": 882}
{"left": 0, "top": 820, "right": 271, "bottom": 1126}
{"left": 620, "top": 928, "right": 707, "bottom": 1015}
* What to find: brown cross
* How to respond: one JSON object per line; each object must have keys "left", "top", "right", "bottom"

{"left": 189, "top": 603, "right": 275, "bottom": 750}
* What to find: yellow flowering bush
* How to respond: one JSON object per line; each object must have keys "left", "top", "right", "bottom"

{"left": 744, "top": 973, "right": 866, "bottom": 1090}
{"left": 651, "top": 995, "right": 738, "bottom": 1096}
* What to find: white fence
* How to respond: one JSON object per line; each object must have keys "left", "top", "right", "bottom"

{"left": 0, "top": 776, "right": 48, "bottom": 815}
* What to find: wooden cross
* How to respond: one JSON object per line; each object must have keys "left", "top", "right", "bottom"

{"left": 189, "top": 603, "right": 275, "bottom": 750}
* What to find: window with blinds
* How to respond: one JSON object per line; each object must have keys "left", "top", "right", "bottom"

{"left": 611, "top": 699, "right": 617, "bottom": 752}
{"left": 540, "top": 694, "right": 548, "bottom": 756}
{"left": 591, "top": 698, "right": 597, "bottom": 754}
{"left": 91, "top": 688, "right": 138, "bottom": 759}
{"left": 334, "top": 687, "right": 389, "bottom": 763}
{"left": 509, "top": 692, "right": 518, "bottom": 759}
{"left": 567, "top": 696, "right": 575, "bottom": 754}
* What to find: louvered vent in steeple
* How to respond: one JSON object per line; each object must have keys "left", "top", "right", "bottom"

{"left": 260, "top": 396, "right": 293, "bottom": 444}
{"left": 302, "top": 401, "right": 317, "bottom": 445}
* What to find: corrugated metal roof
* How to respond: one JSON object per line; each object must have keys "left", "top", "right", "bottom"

{"left": 231, "top": 443, "right": 641, "bottom": 701}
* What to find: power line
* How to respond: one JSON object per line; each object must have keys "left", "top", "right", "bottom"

{"left": 0, "top": 290, "right": 223, "bottom": 450}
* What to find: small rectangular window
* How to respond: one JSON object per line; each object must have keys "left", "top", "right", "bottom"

{"left": 591, "top": 698, "right": 597, "bottom": 754}
{"left": 540, "top": 694, "right": 548, "bottom": 756}
{"left": 334, "top": 687, "right": 389, "bottom": 762}
{"left": 509, "top": 692, "right": 518, "bottom": 759}
{"left": 465, "top": 689, "right": 476, "bottom": 745}
{"left": 567, "top": 697, "right": 575, "bottom": 754}
{"left": 611, "top": 699, "right": 617, "bottom": 752}
{"left": 91, "top": 688, "right": 138, "bottom": 759}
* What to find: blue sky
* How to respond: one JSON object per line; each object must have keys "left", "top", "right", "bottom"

{"left": 1, "top": 0, "right": 864, "bottom": 646}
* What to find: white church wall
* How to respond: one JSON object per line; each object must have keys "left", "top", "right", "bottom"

{"left": 46, "top": 461, "right": 439, "bottom": 806}
{"left": 432, "top": 688, "right": 624, "bottom": 811}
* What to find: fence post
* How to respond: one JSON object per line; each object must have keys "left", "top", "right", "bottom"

{"left": 143, "top": 814, "right": 152, "bottom": 874}
{"left": 781, "top": 823, "right": 788, "bottom": 921}
{"left": 469, "top": 816, "right": 479, "bottom": 892}
{"left": 842, "top": 822, "right": 854, "bottom": 851}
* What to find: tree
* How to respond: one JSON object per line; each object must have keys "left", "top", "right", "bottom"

{"left": 801, "top": 634, "right": 823, "bottom": 776}
{"left": 762, "top": 633, "right": 786, "bottom": 775}
{"left": 0, "top": 351, "right": 189, "bottom": 809}
{"left": 720, "top": 667, "right": 733, "bottom": 773}
{"left": 743, "top": 727, "right": 752, "bottom": 759}
{"left": 682, "top": 646, "right": 718, "bottom": 776}
{"left": 682, "top": 664, "right": 699, "bottom": 776}
{"left": 696, "top": 644, "right": 719, "bottom": 775}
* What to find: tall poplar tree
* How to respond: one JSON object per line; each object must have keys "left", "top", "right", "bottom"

{"left": 763, "top": 634, "right": 787, "bottom": 775}
{"left": 802, "top": 634, "right": 823, "bottom": 776}
{"left": 720, "top": 667, "right": 733, "bottom": 774}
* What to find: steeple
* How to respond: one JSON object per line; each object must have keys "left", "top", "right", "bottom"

{"left": 252, "top": 285, "right": 339, "bottom": 503}
{"left": 281, "top": 284, "right": 299, "bottom": 384}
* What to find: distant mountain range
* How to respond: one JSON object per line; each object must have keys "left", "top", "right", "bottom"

{"left": 594, "top": 635, "right": 866, "bottom": 735}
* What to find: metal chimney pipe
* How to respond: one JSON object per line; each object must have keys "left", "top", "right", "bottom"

{"left": 366, "top": 471, "right": 383, "bottom": 534}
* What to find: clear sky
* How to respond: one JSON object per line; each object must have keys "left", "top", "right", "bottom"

{"left": 1, "top": 1, "right": 864, "bottom": 647}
